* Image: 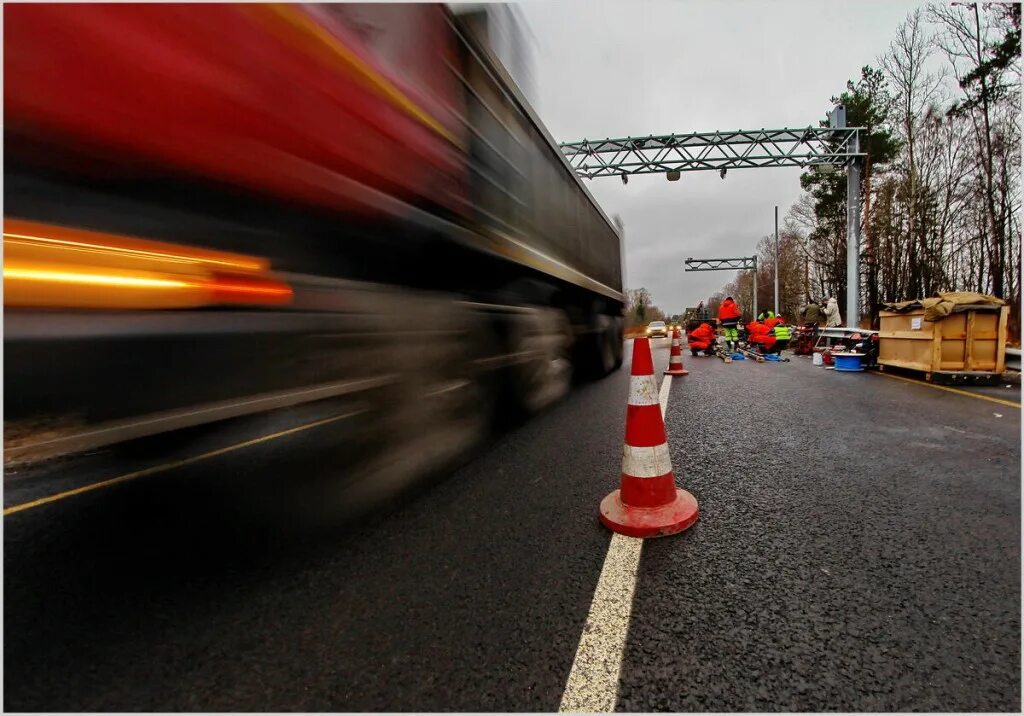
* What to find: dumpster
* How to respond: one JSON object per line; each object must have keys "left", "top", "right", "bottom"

{"left": 878, "top": 292, "right": 1008, "bottom": 382}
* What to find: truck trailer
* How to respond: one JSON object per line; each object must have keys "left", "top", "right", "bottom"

{"left": 3, "top": 4, "right": 624, "bottom": 509}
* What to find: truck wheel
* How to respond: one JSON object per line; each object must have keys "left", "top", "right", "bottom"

{"left": 579, "top": 313, "right": 622, "bottom": 379}
{"left": 611, "top": 316, "right": 624, "bottom": 370}
{"left": 510, "top": 307, "right": 573, "bottom": 416}
{"left": 593, "top": 314, "right": 617, "bottom": 377}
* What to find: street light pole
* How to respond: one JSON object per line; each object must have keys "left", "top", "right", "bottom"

{"left": 774, "top": 205, "right": 779, "bottom": 316}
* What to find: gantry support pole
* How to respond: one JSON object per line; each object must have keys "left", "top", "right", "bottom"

{"left": 846, "top": 156, "right": 862, "bottom": 328}
{"left": 773, "top": 205, "right": 779, "bottom": 316}
{"left": 753, "top": 268, "right": 759, "bottom": 324}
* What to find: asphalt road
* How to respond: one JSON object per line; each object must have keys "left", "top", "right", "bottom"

{"left": 4, "top": 339, "right": 1020, "bottom": 711}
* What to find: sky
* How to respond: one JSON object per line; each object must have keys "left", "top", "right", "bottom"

{"left": 515, "top": 0, "right": 928, "bottom": 315}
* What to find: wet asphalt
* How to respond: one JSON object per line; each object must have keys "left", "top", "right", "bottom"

{"left": 619, "top": 350, "right": 1021, "bottom": 712}
{"left": 4, "top": 340, "right": 1020, "bottom": 711}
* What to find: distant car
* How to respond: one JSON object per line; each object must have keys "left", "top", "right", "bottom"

{"left": 646, "top": 320, "right": 668, "bottom": 338}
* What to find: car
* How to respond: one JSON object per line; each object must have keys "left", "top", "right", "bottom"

{"left": 646, "top": 320, "right": 668, "bottom": 338}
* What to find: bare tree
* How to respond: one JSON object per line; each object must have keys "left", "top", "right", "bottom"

{"left": 881, "top": 8, "right": 946, "bottom": 300}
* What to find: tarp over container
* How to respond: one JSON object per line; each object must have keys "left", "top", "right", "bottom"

{"left": 881, "top": 292, "right": 1006, "bottom": 322}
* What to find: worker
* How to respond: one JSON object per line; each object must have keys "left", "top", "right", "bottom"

{"left": 802, "top": 298, "right": 823, "bottom": 326}
{"left": 687, "top": 321, "right": 715, "bottom": 355}
{"left": 746, "top": 320, "right": 774, "bottom": 353}
{"left": 718, "top": 296, "right": 742, "bottom": 352}
{"left": 824, "top": 296, "right": 842, "bottom": 327}
{"left": 757, "top": 309, "right": 775, "bottom": 321}
{"left": 770, "top": 318, "right": 792, "bottom": 354}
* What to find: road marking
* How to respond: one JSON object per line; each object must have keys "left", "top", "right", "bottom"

{"left": 659, "top": 373, "right": 672, "bottom": 415}
{"left": 559, "top": 532, "right": 643, "bottom": 713}
{"left": 560, "top": 375, "right": 672, "bottom": 712}
{"left": 874, "top": 371, "right": 1021, "bottom": 409}
{"left": 4, "top": 411, "right": 360, "bottom": 516}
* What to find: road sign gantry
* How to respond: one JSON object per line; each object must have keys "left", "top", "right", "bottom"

{"left": 684, "top": 256, "right": 760, "bottom": 320}
{"left": 559, "top": 106, "right": 865, "bottom": 323}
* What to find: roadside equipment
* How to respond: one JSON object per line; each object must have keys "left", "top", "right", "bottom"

{"left": 716, "top": 347, "right": 733, "bottom": 363}
{"left": 790, "top": 324, "right": 817, "bottom": 355}
{"left": 599, "top": 337, "right": 699, "bottom": 538}
{"left": 665, "top": 329, "right": 689, "bottom": 376}
{"left": 737, "top": 346, "right": 765, "bottom": 363}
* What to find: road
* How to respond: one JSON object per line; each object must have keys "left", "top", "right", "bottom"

{"left": 4, "top": 339, "right": 1020, "bottom": 711}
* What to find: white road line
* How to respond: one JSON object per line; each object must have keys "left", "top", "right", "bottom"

{"left": 559, "top": 375, "right": 672, "bottom": 713}
{"left": 659, "top": 374, "right": 672, "bottom": 415}
{"left": 559, "top": 533, "right": 643, "bottom": 712}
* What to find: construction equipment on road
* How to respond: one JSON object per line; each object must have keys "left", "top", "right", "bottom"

{"left": 599, "top": 337, "right": 699, "bottom": 538}
{"left": 790, "top": 324, "right": 818, "bottom": 355}
{"left": 665, "top": 329, "right": 689, "bottom": 376}
{"left": 737, "top": 346, "right": 765, "bottom": 363}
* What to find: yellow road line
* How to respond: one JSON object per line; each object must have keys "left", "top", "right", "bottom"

{"left": 874, "top": 371, "right": 1021, "bottom": 409}
{"left": 4, "top": 411, "right": 358, "bottom": 516}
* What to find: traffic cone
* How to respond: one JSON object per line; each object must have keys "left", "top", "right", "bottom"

{"left": 600, "top": 337, "right": 699, "bottom": 538}
{"left": 665, "top": 328, "right": 689, "bottom": 376}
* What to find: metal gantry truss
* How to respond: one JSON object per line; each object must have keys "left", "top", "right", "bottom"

{"left": 684, "top": 256, "right": 760, "bottom": 319}
{"left": 684, "top": 257, "right": 757, "bottom": 272}
{"left": 559, "top": 126, "right": 863, "bottom": 180}
{"left": 560, "top": 107, "right": 865, "bottom": 323}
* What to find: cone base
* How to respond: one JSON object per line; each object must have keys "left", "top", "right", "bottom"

{"left": 599, "top": 488, "right": 699, "bottom": 538}
{"left": 664, "top": 368, "right": 689, "bottom": 375}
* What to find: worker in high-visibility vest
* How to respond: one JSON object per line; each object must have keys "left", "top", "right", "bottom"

{"left": 770, "top": 319, "right": 792, "bottom": 354}
{"left": 757, "top": 309, "right": 775, "bottom": 321}
{"left": 717, "top": 296, "right": 742, "bottom": 352}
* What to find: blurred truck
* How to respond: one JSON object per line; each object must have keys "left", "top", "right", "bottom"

{"left": 3, "top": 4, "right": 624, "bottom": 503}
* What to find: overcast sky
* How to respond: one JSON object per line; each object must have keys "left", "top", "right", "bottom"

{"left": 516, "top": 0, "right": 927, "bottom": 314}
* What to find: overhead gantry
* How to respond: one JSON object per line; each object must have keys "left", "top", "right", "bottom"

{"left": 559, "top": 107, "right": 865, "bottom": 322}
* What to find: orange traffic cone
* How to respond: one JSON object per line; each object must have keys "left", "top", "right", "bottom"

{"left": 600, "top": 337, "right": 699, "bottom": 538}
{"left": 665, "top": 328, "right": 689, "bottom": 376}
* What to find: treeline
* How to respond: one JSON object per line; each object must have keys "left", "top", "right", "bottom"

{"left": 625, "top": 287, "right": 669, "bottom": 328}
{"left": 709, "top": 3, "right": 1021, "bottom": 336}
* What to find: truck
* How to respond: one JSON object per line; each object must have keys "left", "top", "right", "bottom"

{"left": 3, "top": 4, "right": 624, "bottom": 511}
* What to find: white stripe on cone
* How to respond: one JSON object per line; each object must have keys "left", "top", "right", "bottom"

{"left": 627, "top": 374, "right": 659, "bottom": 406}
{"left": 621, "top": 443, "right": 673, "bottom": 479}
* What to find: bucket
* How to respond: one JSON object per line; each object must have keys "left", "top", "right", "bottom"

{"left": 812, "top": 352, "right": 823, "bottom": 366}
{"left": 833, "top": 353, "right": 865, "bottom": 372}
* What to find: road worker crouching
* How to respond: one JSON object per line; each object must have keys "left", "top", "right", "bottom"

{"left": 746, "top": 320, "right": 775, "bottom": 353}
{"left": 686, "top": 322, "right": 716, "bottom": 356}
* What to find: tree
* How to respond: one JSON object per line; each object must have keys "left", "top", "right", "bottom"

{"left": 929, "top": 1, "right": 1021, "bottom": 335}
{"left": 881, "top": 9, "right": 945, "bottom": 307}
{"left": 626, "top": 287, "right": 652, "bottom": 323}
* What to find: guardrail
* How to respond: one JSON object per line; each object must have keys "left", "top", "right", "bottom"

{"left": 1006, "top": 347, "right": 1021, "bottom": 372}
